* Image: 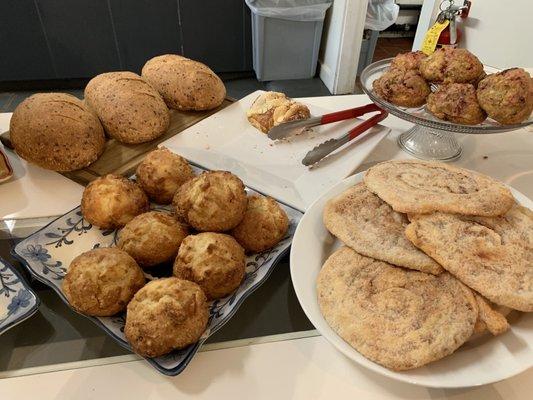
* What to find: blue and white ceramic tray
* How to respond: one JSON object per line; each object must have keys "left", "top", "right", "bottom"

{"left": 0, "top": 257, "right": 40, "bottom": 336}
{"left": 13, "top": 167, "right": 303, "bottom": 375}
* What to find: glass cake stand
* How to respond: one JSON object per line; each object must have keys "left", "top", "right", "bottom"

{"left": 360, "top": 58, "right": 533, "bottom": 161}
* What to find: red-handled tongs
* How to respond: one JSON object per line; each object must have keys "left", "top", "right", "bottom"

{"left": 267, "top": 103, "right": 388, "bottom": 166}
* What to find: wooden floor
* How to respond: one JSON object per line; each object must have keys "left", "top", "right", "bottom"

{"left": 372, "top": 37, "right": 415, "bottom": 62}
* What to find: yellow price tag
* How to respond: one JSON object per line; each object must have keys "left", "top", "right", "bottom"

{"left": 421, "top": 20, "right": 450, "bottom": 55}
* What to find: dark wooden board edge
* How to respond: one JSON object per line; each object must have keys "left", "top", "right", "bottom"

{"left": 0, "top": 96, "right": 237, "bottom": 186}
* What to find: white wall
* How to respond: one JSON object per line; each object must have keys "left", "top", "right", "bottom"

{"left": 319, "top": 0, "right": 368, "bottom": 94}
{"left": 413, "top": 0, "right": 533, "bottom": 68}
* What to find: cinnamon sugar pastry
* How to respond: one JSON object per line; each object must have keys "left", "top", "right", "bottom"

{"left": 405, "top": 207, "right": 533, "bottom": 312}
{"left": 316, "top": 247, "right": 478, "bottom": 371}
{"left": 364, "top": 160, "right": 515, "bottom": 216}
{"left": 323, "top": 183, "right": 442, "bottom": 274}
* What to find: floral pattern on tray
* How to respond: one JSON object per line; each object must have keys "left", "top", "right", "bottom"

{"left": 13, "top": 167, "right": 303, "bottom": 375}
{"left": 0, "top": 256, "right": 40, "bottom": 336}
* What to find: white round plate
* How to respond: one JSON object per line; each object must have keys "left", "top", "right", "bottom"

{"left": 290, "top": 171, "right": 533, "bottom": 388}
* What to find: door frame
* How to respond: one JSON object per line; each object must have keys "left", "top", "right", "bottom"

{"left": 319, "top": 0, "right": 368, "bottom": 94}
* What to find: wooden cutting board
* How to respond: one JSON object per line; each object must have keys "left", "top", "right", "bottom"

{"left": 0, "top": 98, "right": 234, "bottom": 186}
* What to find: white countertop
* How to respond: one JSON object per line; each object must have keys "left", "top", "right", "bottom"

{"left": 1, "top": 94, "right": 532, "bottom": 398}
{"left": 1, "top": 335, "right": 531, "bottom": 399}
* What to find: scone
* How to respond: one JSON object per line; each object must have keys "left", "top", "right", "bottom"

{"left": 81, "top": 174, "right": 149, "bottom": 229}
{"left": 419, "top": 47, "right": 484, "bottom": 84}
{"left": 125, "top": 277, "right": 208, "bottom": 357}
{"left": 9, "top": 93, "right": 105, "bottom": 171}
{"left": 173, "top": 233, "right": 245, "bottom": 299}
{"left": 63, "top": 247, "right": 145, "bottom": 316}
{"left": 477, "top": 68, "right": 533, "bottom": 124}
{"left": 427, "top": 83, "right": 487, "bottom": 125}
{"left": 247, "top": 91, "right": 310, "bottom": 133}
{"left": 117, "top": 211, "right": 188, "bottom": 267}
{"left": 142, "top": 54, "right": 226, "bottom": 111}
{"left": 173, "top": 171, "right": 247, "bottom": 231}
{"left": 231, "top": 195, "right": 289, "bottom": 253}
{"left": 372, "top": 69, "right": 430, "bottom": 107}
{"left": 390, "top": 51, "right": 427, "bottom": 72}
{"left": 136, "top": 148, "right": 194, "bottom": 204}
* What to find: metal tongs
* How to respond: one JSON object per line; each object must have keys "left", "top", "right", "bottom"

{"left": 267, "top": 103, "right": 388, "bottom": 166}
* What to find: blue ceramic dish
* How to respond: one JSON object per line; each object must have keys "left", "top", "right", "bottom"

{"left": 0, "top": 256, "right": 40, "bottom": 336}
{"left": 13, "top": 167, "right": 302, "bottom": 375}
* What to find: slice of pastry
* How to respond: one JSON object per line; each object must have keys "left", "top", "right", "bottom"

{"left": 323, "top": 183, "right": 442, "bottom": 274}
{"left": 247, "top": 91, "right": 310, "bottom": 133}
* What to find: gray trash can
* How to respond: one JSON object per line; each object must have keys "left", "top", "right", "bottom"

{"left": 245, "top": 0, "right": 332, "bottom": 81}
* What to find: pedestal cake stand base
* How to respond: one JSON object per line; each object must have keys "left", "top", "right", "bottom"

{"left": 398, "top": 125, "right": 462, "bottom": 162}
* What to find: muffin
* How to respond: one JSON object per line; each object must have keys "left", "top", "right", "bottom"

{"left": 136, "top": 148, "right": 194, "bottom": 204}
{"left": 9, "top": 93, "right": 105, "bottom": 171}
{"left": 477, "top": 68, "right": 533, "bottom": 124}
{"left": 231, "top": 195, "right": 289, "bottom": 253}
{"left": 427, "top": 83, "right": 487, "bottom": 125}
{"left": 84, "top": 71, "right": 170, "bottom": 144}
{"left": 81, "top": 174, "right": 149, "bottom": 229}
{"left": 142, "top": 54, "right": 226, "bottom": 111}
{"left": 117, "top": 211, "right": 188, "bottom": 267}
{"left": 373, "top": 69, "right": 431, "bottom": 107}
{"left": 419, "top": 48, "right": 484, "bottom": 84}
{"left": 390, "top": 51, "right": 427, "bottom": 72}
{"left": 63, "top": 247, "right": 145, "bottom": 316}
{"left": 173, "top": 171, "right": 247, "bottom": 231}
{"left": 247, "top": 91, "right": 311, "bottom": 133}
{"left": 173, "top": 233, "right": 245, "bottom": 299}
{"left": 125, "top": 277, "right": 208, "bottom": 357}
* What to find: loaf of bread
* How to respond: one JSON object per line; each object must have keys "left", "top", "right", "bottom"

{"left": 84, "top": 71, "right": 170, "bottom": 144}
{"left": 142, "top": 54, "right": 226, "bottom": 111}
{"left": 9, "top": 93, "right": 105, "bottom": 171}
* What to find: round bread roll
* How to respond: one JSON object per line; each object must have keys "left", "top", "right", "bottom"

{"left": 81, "top": 174, "right": 149, "bottom": 229}
{"left": 477, "top": 68, "right": 533, "bottom": 124}
{"left": 231, "top": 195, "right": 289, "bottom": 253}
{"left": 173, "top": 171, "right": 247, "bottom": 231}
{"left": 118, "top": 211, "right": 188, "bottom": 267}
{"left": 427, "top": 83, "right": 487, "bottom": 125}
{"left": 173, "top": 233, "right": 245, "bottom": 299}
{"left": 9, "top": 93, "right": 105, "bottom": 171}
{"left": 125, "top": 277, "right": 208, "bottom": 357}
{"left": 372, "top": 69, "right": 430, "bottom": 107}
{"left": 63, "top": 247, "right": 145, "bottom": 316}
{"left": 84, "top": 71, "right": 170, "bottom": 144}
{"left": 142, "top": 54, "right": 226, "bottom": 111}
{"left": 419, "top": 48, "right": 484, "bottom": 84}
{"left": 136, "top": 147, "right": 194, "bottom": 204}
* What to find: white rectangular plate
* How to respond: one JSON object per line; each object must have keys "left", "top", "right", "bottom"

{"left": 160, "top": 91, "right": 390, "bottom": 211}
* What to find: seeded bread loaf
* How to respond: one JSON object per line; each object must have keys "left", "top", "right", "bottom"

{"left": 142, "top": 54, "right": 226, "bottom": 111}
{"left": 84, "top": 71, "right": 170, "bottom": 144}
{"left": 9, "top": 93, "right": 105, "bottom": 171}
